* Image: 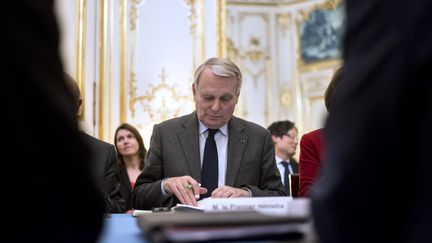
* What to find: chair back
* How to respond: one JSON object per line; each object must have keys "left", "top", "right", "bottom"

{"left": 289, "top": 173, "right": 299, "bottom": 197}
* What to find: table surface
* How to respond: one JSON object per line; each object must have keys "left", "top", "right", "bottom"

{"left": 97, "top": 213, "right": 317, "bottom": 243}
{"left": 98, "top": 214, "right": 147, "bottom": 243}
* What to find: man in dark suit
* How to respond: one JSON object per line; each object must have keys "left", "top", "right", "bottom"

{"left": 133, "top": 57, "right": 285, "bottom": 209}
{"left": 311, "top": 1, "right": 432, "bottom": 243}
{"left": 82, "top": 133, "right": 125, "bottom": 213}
{"left": 65, "top": 73, "right": 126, "bottom": 213}
{"left": 3, "top": 0, "right": 103, "bottom": 241}
{"left": 267, "top": 120, "right": 299, "bottom": 195}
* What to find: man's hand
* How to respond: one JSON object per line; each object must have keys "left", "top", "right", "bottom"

{"left": 211, "top": 186, "right": 250, "bottom": 198}
{"left": 164, "top": 176, "right": 207, "bottom": 206}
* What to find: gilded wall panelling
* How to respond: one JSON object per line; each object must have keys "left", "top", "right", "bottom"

{"left": 127, "top": 0, "right": 196, "bottom": 129}
{"left": 76, "top": 0, "right": 87, "bottom": 120}
{"left": 98, "top": 0, "right": 108, "bottom": 140}
{"left": 227, "top": 0, "right": 310, "bottom": 7}
{"left": 216, "top": 0, "right": 227, "bottom": 57}
{"left": 237, "top": 11, "right": 271, "bottom": 126}
{"left": 275, "top": 12, "right": 297, "bottom": 124}
{"left": 299, "top": 70, "right": 333, "bottom": 132}
{"left": 119, "top": 0, "right": 128, "bottom": 124}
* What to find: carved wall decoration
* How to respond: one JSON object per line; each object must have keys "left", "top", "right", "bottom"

{"left": 276, "top": 13, "right": 290, "bottom": 37}
{"left": 234, "top": 11, "right": 271, "bottom": 126}
{"left": 241, "top": 37, "right": 269, "bottom": 88}
{"left": 133, "top": 68, "right": 190, "bottom": 122}
{"left": 280, "top": 89, "right": 293, "bottom": 108}
{"left": 127, "top": 0, "right": 198, "bottom": 129}
{"left": 226, "top": 38, "right": 240, "bottom": 63}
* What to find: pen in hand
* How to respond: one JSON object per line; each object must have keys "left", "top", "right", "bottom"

{"left": 186, "top": 183, "right": 202, "bottom": 199}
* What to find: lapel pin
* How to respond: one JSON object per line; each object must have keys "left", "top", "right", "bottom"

{"left": 239, "top": 137, "right": 247, "bottom": 144}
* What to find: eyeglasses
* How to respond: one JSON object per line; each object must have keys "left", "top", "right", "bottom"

{"left": 284, "top": 133, "right": 298, "bottom": 140}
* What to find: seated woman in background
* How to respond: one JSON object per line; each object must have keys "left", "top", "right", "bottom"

{"left": 114, "top": 123, "right": 147, "bottom": 213}
{"left": 298, "top": 67, "right": 342, "bottom": 197}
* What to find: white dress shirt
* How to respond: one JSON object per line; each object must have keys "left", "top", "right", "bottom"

{"left": 198, "top": 121, "right": 228, "bottom": 187}
{"left": 276, "top": 156, "right": 293, "bottom": 186}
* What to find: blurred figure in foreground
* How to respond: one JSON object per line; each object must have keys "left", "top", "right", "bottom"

{"left": 311, "top": 1, "right": 432, "bottom": 243}
{"left": 3, "top": 0, "right": 103, "bottom": 242}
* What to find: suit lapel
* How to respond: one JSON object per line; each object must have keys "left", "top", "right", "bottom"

{"left": 225, "top": 117, "right": 248, "bottom": 186}
{"left": 177, "top": 112, "right": 202, "bottom": 181}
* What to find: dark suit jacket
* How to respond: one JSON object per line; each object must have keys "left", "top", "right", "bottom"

{"left": 4, "top": 1, "right": 103, "bottom": 241}
{"left": 82, "top": 133, "right": 125, "bottom": 213}
{"left": 290, "top": 158, "right": 299, "bottom": 174}
{"left": 133, "top": 112, "right": 285, "bottom": 209}
{"left": 298, "top": 129, "right": 323, "bottom": 197}
{"left": 311, "top": 1, "right": 432, "bottom": 243}
{"left": 118, "top": 164, "right": 134, "bottom": 211}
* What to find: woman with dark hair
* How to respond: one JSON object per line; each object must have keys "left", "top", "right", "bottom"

{"left": 114, "top": 123, "right": 147, "bottom": 213}
{"left": 298, "top": 66, "right": 343, "bottom": 197}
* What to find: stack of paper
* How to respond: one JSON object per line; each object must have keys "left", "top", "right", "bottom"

{"left": 137, "top": 210, "right": 310, "bottom": 243}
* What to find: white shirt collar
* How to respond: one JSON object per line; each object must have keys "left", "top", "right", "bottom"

{"left": 198, "top": 121, "right": 228, "bottom": 137}
{"left": 276, "top": 156, "right": 290, "bottom": 165}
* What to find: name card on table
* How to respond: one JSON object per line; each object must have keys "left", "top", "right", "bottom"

{"left": 185, "top": 197, "right": 311, "bottom": 217}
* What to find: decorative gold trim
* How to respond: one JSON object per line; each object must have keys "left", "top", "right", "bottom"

{"left": 276, "top": 13, "right": 290, "bottom": 37}
{"left": 134, "top": 68, "right": 190, "bottom": 122}
{"left": 184, "top": 0, "right": 197, "bottom": 69}
{"left": 108, "top": 0, "right": 114, "bottom": 142}
{"left": 280, "top": 89, "right": 293, "bottom": 107}
{"left": 321, "top": 0, "right": 341, "bottom": 10}
{"left": 227, "top": 0, "right": 309, "bottom": 7}
{"left": 275, "top": 12, "right": 292, "bottom": 109}
{"left": 76, "top": 0, "right": 86, "bottom": 119}
{"left": 198, "top": 0, "right": 205, "bottom": 63}
{"left": 294, "top": 62, "right": 304, "bottom": 136}
{"left": 98, "top": 0, "right": 107, "bottom": 140}
{"left": 265, "top": 58, "right": 271, "bottom": 125}
{"left": 129, "top": 0, "right": 142, "bottom": 32}
{"left": 128, "top": 0, "right": 140, "bottom": 117}
{"left": 298, "top": 0, "right": 342, "bottom": 25}
{"left": 119, "top": 0, "right": 127, "bottom": 124}
{"left": 216, "top": 0, "right": 227, "bottom": 57}
{"left": 226, "top": 38, "right": 239, "bottom": 62}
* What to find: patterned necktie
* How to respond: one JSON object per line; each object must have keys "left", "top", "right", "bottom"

{"left": 281, "top": 161, "right": 290, "bottom": 195}
{"left": 201, "top": 129, "right": 219, "bottom": 198}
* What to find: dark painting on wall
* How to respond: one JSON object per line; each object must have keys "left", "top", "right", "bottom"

{"left": 300, "top": 3, "right": 346, "bottom": 64}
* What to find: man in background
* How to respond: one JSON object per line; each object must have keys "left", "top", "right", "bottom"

{"left": 267, "top": 120, "right": 299, "bottom": 195}
{"left": 3, "top": 0, "right": 103, "bottom": 242}
{"left": 65, "top": 73, "right": 126, "bottom": 213}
